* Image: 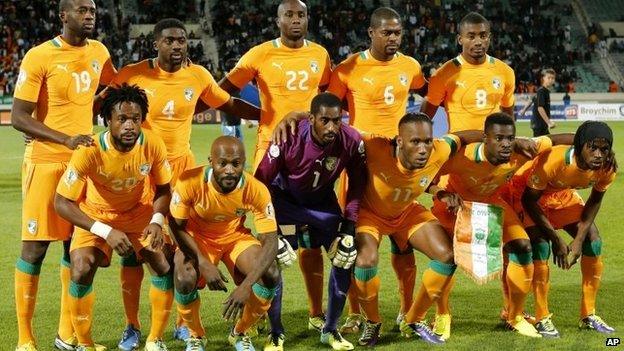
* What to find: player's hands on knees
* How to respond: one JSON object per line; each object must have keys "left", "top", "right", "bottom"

{"left": 329, "top": 220, "right": 357, "bottom": 269}
{"left": 271, "top": 110, "right": 310, "bottom": 144}
{"left": 142, "top": 223, "right": 164, "bottom": 251}
{"left": 550, "top": 234, "right": 570, "bottom": 269}
{"left": 64, "top": 134, "right": 95, "bottom": 150}
{"left": 276, "top": 236, "right": 297, "bottom": 269}
{"left": 222, "top": 284, "right": 251, "bottom": 322}
{"left": 198, "top": 259, "right": 228, "bottom": 291}
{"left": 436, "top": 190, "right": 463, "bottom": 214}
{"left": 107, "top": 229, "right": 134, "bottom": 257}
{"left": 513, "top": 137, "right": 538, "bottom": 159}
{"left": 567, "top": 238, "right": 583, "bottom": 268}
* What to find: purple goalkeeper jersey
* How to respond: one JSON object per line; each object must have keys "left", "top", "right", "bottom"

{"left": 255, "top": 119, "right": 366, "bottom": 222}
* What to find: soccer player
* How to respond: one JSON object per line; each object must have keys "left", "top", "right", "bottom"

{"left": 254, "top": 92, "right": 366, "bottom": 350}
{"left": 352, "top": 113, "right": 483, "bottom": 346}
{"left": 504, "top": 121, "right": 616, "bottom": 337}
{"left": 430, "top": 113, "right": 574, "bottom": 339}
{"left": 530, "top": 69, "right": 557, "bottom": 137}
{"left": 421, "top": 12, "right": 515, "bottom": 133}
{"left": 54, "top": 84, "right": 174, "bottom": 351}
{"left": 169, "top": 136, "right": 280, "bottom": 351}
{"left": 11, "top": 1, "right": 116, "bottom": 350}
{"left": 326, "top": 7, "right": 427, "bottom": 332}
{"left": 110, "top": 18, "right": 260, "bottom": 349}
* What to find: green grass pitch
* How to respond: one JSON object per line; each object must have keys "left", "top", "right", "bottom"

{"left": 0, "top": 122, "right": 621, "bottom": 350}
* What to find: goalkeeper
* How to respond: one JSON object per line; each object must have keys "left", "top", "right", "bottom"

{"left": 255, "top": 92, "right": 366, "bottom": 351}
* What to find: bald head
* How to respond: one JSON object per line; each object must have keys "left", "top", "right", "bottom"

{"left": 277, "top": 0, "right": 307, "bottom": 16}
{"left": 210, "top": 136, "right": 245, "bottom": 193}
{"left": 59, "top": 0, "right": 73, "bottom": 11}
{"left": 211, "top": 136, "right": 245, "bottom": 159}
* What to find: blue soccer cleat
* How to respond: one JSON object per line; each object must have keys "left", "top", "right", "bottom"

{"left": 118, "top": 325, "right": 141, "bottom": 351}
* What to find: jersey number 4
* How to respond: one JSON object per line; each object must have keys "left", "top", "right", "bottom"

{"left": 162, "top": 100, "right": 175, "bottom": 119}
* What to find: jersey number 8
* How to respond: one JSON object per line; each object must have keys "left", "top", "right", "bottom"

{"left": 475, "top": 89, "right": 487, "bottom": 108}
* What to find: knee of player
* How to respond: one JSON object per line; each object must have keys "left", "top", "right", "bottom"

{"left": 355, "top": 250, "right": 378, "bottom": 268}
{"left": 436, "top": 250, "right": 455, "bottom": 265}
{"left": 149, "top": 256, "right": 171, "bottom": 276}
{"left": 587, "top": 225, "right": 601, "bottom": 242}
{"left": 509, "top": 239, "right": 533, "bottom": 255}
{"left": 70, "top": 255, "right": 97, "bottom": 284}
{"left": 174, "top": 266, "right": 198, "bottom": 293}
{"left": 20, "top": 242, "right": 49, "bottom": 265}
{"left": 261, "top": 262, "right": 281, "bottom": 288}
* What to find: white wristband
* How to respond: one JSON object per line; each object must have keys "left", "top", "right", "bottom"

{"left": 90, "top": 221, "right": 112, "bottom": 240}
{"left": 150, "top": 212, "right": 165, "bottom": 227}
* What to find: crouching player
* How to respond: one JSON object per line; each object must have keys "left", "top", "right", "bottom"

{"left": 504, "top": 121, "right": 617, "bottom": 336}
{"left": 169, "top": 136, "right": 280, "bottom": 351}
{"left": 54, "top": 84, "right": 175, "bottom": 351}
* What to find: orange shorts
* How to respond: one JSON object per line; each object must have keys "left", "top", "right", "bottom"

{"left": 502, "top": 183, "right": 585, "bottom": 230}
{"left": 190, "top": 230, "right": 260, "bottom": 276}
{"left": 432, "top": 194, "right": 529, "bottom": 245}
{"left": 21, "top": 161, "right": 72, "bottom": 241}
{"left": 69, "top": 203, "right": 170, "bottom": 266}
{"left": 356, "top": 203, "right": 437, "bottom": 252}
{"left": 169, "top": 151, "right": 196, "bottom": 186}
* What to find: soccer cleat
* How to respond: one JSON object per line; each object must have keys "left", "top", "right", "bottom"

{"left": 173, "top": 325, "right": 191, "bottom": 342}
{"left": 358, "top": 321, "right": 382, "bottom": 346}
{"left": 579, "top": 315, "right": 615, "bottom": 334}
{"left": 54, "top": 334, "right": 77, "bottom": 350}
{"left": 118, "top": 325, "right": 141, "bottom": 351}
{"left": 15, "top": 342, "right": 38, "bottom": 351}
{"left": 75, "top": 345, "right": 107, "bottom": 351}
{"left": 431, "top": 314, "right": 451, "bottom": 340}
{"left": 184, "top": 337, "right": 205, "bottom": 351}
{"left": 339, "top": 314, "right": 365, "bottom": 334}
{"left": 395, "top": 312, "right": 405, "bottom": 330}
{"left": 499, "top": 309, "right": 536, "bottom": 325}
{"left": 308, "top": 314, "right": 326, "bottom": 332}
{"left": 263, "top": 333, "right": 284, "bottom": 351}
{"left": 399, "top": 321, "right": 445, "bottom": 344}
{"left": 248, "top": 314, "right": 268, "bottom": 338}
{"left": 320, "top": 330, "right": 354, "bottom": 350}
{"left": 535, "top": 314, "right": 560, "bottom": 338}
{"left": 144, "top": 340, "right": 168, "bottom": 351}
{"left": 228, "top": 330, "right": 255, "bottom": 351}
{"left": 506, "top": 316, "right": 542, "bottom": 338}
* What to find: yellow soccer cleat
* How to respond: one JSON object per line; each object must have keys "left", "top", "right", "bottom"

{"left": 339, "top": 314, "right": 365, "bottom": 334}
{"left": 308, "top": 315, "right": 326, "bottom": 332}
{"left": 15, "top": 341, "right": 37, "bottom": 351}
{"left": 263, "top": 333, "right": 284, "bottom": 351}
{"left": 432, "top": 314, "right": 452, "bottom": 341}
{"left": 320, "top": 330, "right": 354, "bottom": 350}
{"left": 75, "top": 345, "right": 108, "bottom": 351}
{"left": 507, "top": 315, "right": 542, "bottom": 338}
{"left": 144, "top": 339, "right": 168, "bottom": 351}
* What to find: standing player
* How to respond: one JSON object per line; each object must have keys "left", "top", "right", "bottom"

{"left": 504, "top": 121, "right": 616, "bottom": 337}
{"left": 351, "top": 113, "right": 483, "bottom": 346}
{"left": 326, "top": 7, "right": 427, "bottom": 333}
{"left": 169, "top": 136, "right": 280, "bottom": 351}
{"left": 11, "top": 1, "right": 116, "bottom": 350}
{"left": 255, "top": 93, "right": 366, "bottom": 350}
{"left": 430, "top": 113, "right": 574, "bottom": 339}
{"left": 110, "top": 18, "right": 260, "bottom": 349}
{"left": 419, "top": 11, "right": 516, "bottom": 337}
{"left": 218, "top": 1, "right": 331, "bottom": 349}
{"left": 54, "top": 85, "right": 174, "bottom": 351}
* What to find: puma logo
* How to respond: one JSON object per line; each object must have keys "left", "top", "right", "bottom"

{"left": 272, "top": 62, "right": 284, "bottom": 70}
{"left": 362, "top": 77, "right": 374, "bottom": 85}
{"left": 144, "top": 88, "right": 156, "bottom": 97}
{"left": 379, "top": 172, "right": 391, "bottom": 182}
{"left": 455, "top": 80, "right": 466, "bottom": 88}
{"left": 56, "top": 64, "right": 69, "bottom": 72}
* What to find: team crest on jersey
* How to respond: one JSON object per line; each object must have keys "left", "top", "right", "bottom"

{"left": 492, "top": 77, "right": 502, "bottom": 89}
{"left": 64, "top": 168, "right": 78, "bottom": 187}
{"left": 27, "top": 219, "right": 37, "bottom": 235}
{"left": 530, "top": 174, "right": 540, "bottom": 185}
{"left": 324, "top": 157, "right": 338, "bottom": 171}
{"left": 91, "top": 60, "right": 100, "bottom": 74}
{"left": 184, "top": 87, "right": 194, "bottom": 101}
{"left": 310, "top": 60, "right": 319, "bottom": 73}
{"left": 235, "top": 208, "right": 246, "bottom": 217}
{"left": 268, "top": 144, "right": 280, "bottom": 158}
{"left": 172, "top": 191, "right": 181, "bottom": 205}
{"left": 16, "top": 70, "right": 27, "bottom": 90}
{"left": 139, "top": 163, "right": 151, "bottom": 175}
{"left": 399, "top": 73, "right": 408, "bottom": 86}
{"left": 419, "top": 176, "right": 429, "bottom": 187}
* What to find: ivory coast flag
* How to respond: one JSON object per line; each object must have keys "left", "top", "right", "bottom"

{"left": 453, "top": 201, "right": 504, "bottom": 284}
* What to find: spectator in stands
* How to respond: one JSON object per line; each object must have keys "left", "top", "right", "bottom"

{"left": 608, "top": 80, "right": 619, "bottom": 92}
{"left": 563, "top": 91, "right": 571, "bottom": 106}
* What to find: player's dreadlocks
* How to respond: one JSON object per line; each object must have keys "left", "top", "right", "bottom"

{"left": 101, "top": 84, "right": 149, "bottom": 127}
{"left": 573, "top": 121, "right": 613, "bottom": 157}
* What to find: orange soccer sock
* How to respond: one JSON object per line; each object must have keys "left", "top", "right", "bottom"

{"left": 390, "top": 251, "right": 416, "bottom": 315}
{"left": 58, "top": 256, "right": 74, "bottom": 340}
{"left": 506, "top": 252, "right": 534, "bottom": 322}
{"left": 146, "top": 273, "right": 174, "bottom": 341}
{"left": 298, "top": 247, "right": 324, "bottom": 317}
{"left": 234, "top": 284, "right": 275, "bottom": 334}
{"left": 175, "top": 289, "right": 204, "bottom": 337}
{"left": 69, "top": 281, "right": 95, "bottom": 346}
{"left": 346, "top": 277, "right": 361, "bottom": 315}
{"left": 15, "top": 258, "right": 41, "bottom": 346}
{"left": 406, "top": 261, "right": 456, "bottom": 323}
{"left": 501, "top": 253, "right": 510, "bottom": 313}
{"left": 353, "top": 266, "right": 381, "bottom": 323}
{"left": 435, "top": 275, "right": 455, "bottom": 315}
{"left": 532, "top": 240, "right": 552, "bottom": 321}
{"left": 120, "top": 255, "right": 144, "bottom": 328}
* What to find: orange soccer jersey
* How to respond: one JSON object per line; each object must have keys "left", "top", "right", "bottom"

{"left": 328, "top": 50, "right": 426, "bottom": 137}
{"left": 426, "top": 54, "right": 515, "bottom": 133}
{"left": 439, "top": 136, "right": 552, "bottom": 202}
{"left": 112, "top": 59, "right": 231, "bottom": 160}
{"left": 56, "top": 129, "right": 172, "bottom": 225}
{"left": 170, "top": 166, "right": 277, "bottom": 247}
{"left": 360, "top": 134, "right": 460, "bottom": 219}
{"left": 225, "top": 39, "right": 331, "bottom": 145}
{"left": 14, "top": 36, "right": 116, "bottom": 163}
